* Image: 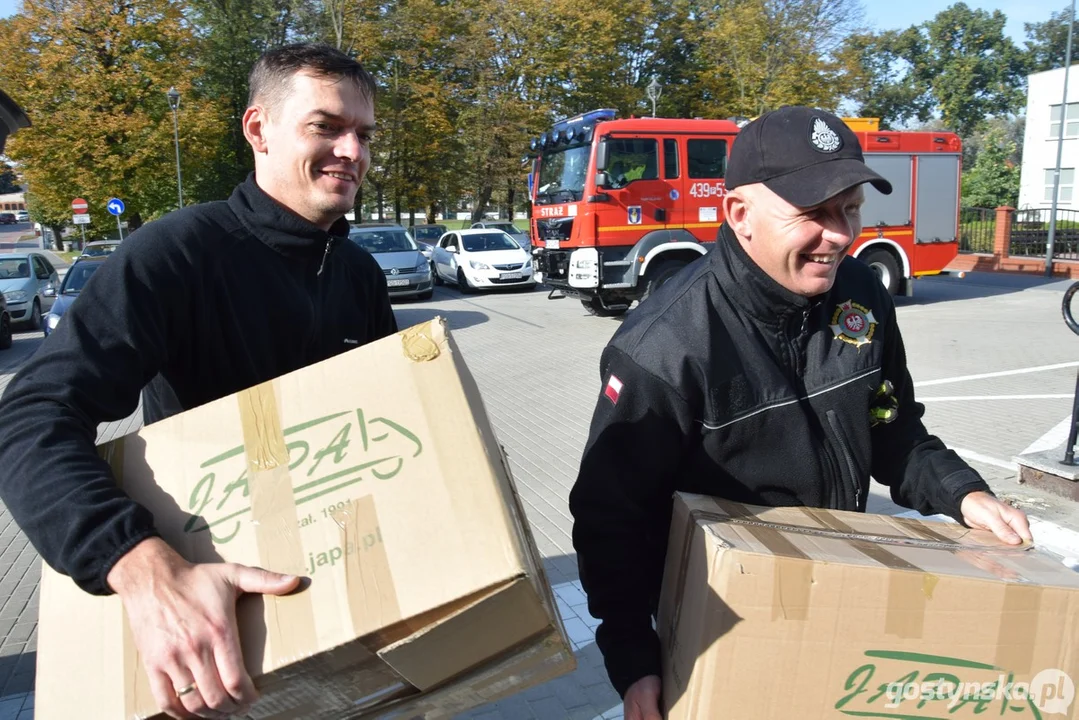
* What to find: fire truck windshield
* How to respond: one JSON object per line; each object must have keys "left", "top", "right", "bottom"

{"left": 535, "top": 145, "right": 589, "bottom": 205}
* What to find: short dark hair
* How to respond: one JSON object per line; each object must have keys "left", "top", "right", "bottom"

{"left": 248, "top": 44, "right": 376, "bottom": 111}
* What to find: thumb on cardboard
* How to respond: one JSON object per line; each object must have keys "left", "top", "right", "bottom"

{"left": 231, "top": 565, "right": 301, "bottom": 596}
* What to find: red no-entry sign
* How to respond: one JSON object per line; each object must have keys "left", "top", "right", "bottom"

{"left": 71, "top": 198, "right": 88, "bottom": 214}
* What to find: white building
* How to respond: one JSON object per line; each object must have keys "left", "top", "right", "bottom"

{"left": 0, "top": 191, "right": 25, "bottom": 213}
{"left": 1019, "top": 64, "right": 1079, "bottom": 211}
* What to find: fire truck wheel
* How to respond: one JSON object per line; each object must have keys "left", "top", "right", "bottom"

{"left": 581, "top": 297, "right": 627, "bottom": 317}
{"left": 861, "top": 249, "right": 900, "bottom": 295}
{"left": 642, "top": 259, "right": 689, "bottom": 302}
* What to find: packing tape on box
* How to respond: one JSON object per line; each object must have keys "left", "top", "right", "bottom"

{"left": 329, "top": 496, "right": 403, "bottom": 635}
{"left": 98, "top": 441, "right": 160, "bottom": 717}
{"left": 401, "top": 321, "right": 443, "bottom": 362}
{"left": 994, "top": 582, "right": 1042, "bottom": 675}
{"left": 238, "top": 382, "right": 320, "bottom": 669}
{"left": 798, "top": 509, "right": 929, "bottom": 639}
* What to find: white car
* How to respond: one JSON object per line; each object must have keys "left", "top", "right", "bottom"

{"left": 431, "top": 229, "right": 535, "bottom": 292}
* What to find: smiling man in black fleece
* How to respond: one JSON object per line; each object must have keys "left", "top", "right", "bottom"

{"left": 0, "top": 44, "right": 396, "bottom": 719}
{"left": 568, "top": 106, "right": 1033, "bottom": 720}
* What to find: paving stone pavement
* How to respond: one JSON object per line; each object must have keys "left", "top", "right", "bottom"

{"left": 0, "top": 271, "right": 1078, "bottom": 719}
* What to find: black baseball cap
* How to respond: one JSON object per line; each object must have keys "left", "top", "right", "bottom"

{"left": 725, "top": 106, "right": 892, "bottom": 207}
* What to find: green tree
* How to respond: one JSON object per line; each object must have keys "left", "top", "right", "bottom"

{"left": 1024, "top": 5, "right": 1079, "bottom": 74}
{"left": 839, "top": 30, "right": 933, "bottom": 129}
{"left": 961, "top": 126, "right": 1019, "bottom": 208}
{"left": 961, "top": 115, "right": 1024, "bottom": 171}
{"left": 0, "top": 0, "right": 229, "bottom": 240}
{"left": 0, "top": 163, "right": 18, "bottom": 194}
{"left": 698, "top": 0, "right": 865, "bottom": 117}
{"left": 187, "top": 0, "right": 305, "bottom": 197}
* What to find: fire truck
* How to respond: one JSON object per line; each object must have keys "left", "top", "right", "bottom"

{"left": 526, "top": 109, "right": 963, "bottom": 316}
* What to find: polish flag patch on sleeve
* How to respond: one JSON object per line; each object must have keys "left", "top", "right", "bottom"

{"left": 603, "top": 374, "right": 624, "bottom": 405}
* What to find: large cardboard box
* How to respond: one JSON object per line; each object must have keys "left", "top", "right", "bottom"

{"left": 35, "top": 319, "right": 575, "bottom": 719}
{"left": 659, "top": 492, "right": 1079, "bottom": 720}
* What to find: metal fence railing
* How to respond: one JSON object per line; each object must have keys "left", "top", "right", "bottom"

{"left": 958, "top": 207, "right": 996, "bottom": 254}
{"left": 1010, "top": 207, "right": 1079, "bottom": 260}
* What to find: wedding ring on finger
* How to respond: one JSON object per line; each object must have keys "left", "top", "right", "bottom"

{"left": 175, "top": 682, "right": 198, "bottom": 698}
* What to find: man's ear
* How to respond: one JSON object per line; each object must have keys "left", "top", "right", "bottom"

{"left": 724, "top": 190, "right": 752, "bottom": 240}
{"left": 242, "top": 106, "right": 269, "bottom": 154}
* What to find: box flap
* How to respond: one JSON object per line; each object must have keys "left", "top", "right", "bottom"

{"left": 377, "top": 576, "right": 554, "bottom": 690}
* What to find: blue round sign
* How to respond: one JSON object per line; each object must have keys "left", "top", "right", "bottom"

{"left": 670, "top": 189, "right": 679, "bottom": 200}
{"left": 106, "top": 198, "right": 125, "bottom": 216}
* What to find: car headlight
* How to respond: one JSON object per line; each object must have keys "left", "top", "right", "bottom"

{"left": 3, "top": 290, "right": 27, "bottom": 303}
{"left": 415, "top": 262, "right": 430, "bottom": 274}
{"left": 469, "top": 260, "right": 491, "bottom": 270}
{"left": 525, "top": 259, "right": 533, "bottom": 269}
{"left": 46, "top": 313, "right": 61, "bottom": 330}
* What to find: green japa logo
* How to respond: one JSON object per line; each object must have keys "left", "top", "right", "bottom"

{"left": 182, "top": 408, "right": 422, "bottom": 544}
{"left": 834, "top": 651, "right": 1075, "bottom": 717}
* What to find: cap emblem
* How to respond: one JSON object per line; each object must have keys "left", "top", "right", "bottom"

{"left": 810, "top": 117, "right": 842, "bottom": 153}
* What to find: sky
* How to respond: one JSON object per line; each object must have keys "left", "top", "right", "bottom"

{"left": 867, "top": 0, "right": 1071, "bottom": 42}
{"left": 0, "top": 0, "right": 1070, "bottom": 41}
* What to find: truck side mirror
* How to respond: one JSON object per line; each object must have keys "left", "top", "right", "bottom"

{"left": 594, "top": 172, "right": 611, "bottom": 189}
{"left": 595, "top": 139, "right": 609, "bottom": 171}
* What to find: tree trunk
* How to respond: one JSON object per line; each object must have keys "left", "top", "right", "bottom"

{"left": 427, "top": 203, "right": 437, "bottom": 225}
{"left": 355, "top": 186, "right": 364, "bottom": 222}
{"left": 507, "top": 181, "right": 516, "bottom": 221}
{"left": 377, "top": 188, "right": 384, "bottom": 221}
{"left": 472, "top": 185, "right": 493, "bottom": 223}
{"left": 394, "top": 195, "right": 401, "bottom": 224}
{"left": 49, "top": 225, "right": 64, "bottom": 251}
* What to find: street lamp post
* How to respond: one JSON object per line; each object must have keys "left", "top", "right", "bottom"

{"left": 1047, "top": 0, "right": 1076, "bottom": 278}
{"left": 166, "top": 87, "right": 184, "bottom": 210}
{"left": 646, "top": 76, "right": 662, "bottom": 118}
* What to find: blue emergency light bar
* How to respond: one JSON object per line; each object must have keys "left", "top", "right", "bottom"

{"left": 529, "top": 108, "right": 617, "bottom": 154}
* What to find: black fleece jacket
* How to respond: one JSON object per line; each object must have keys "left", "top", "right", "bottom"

{"left": 0, "top": 175, "right": 397, "bottom": 595}
{"left": 568, "top": 223, "right": 991, "bottom": 697}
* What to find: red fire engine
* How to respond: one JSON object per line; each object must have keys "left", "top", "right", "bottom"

{"left": 527, "top": 109, "right": 962, "bottom": 316}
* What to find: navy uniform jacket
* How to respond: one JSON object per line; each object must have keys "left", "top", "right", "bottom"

{"left": 568, "top": 223, "right": 991, "bottom": 696}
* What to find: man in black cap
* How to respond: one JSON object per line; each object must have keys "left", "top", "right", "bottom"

{"left": 568, "top": 106, "right": 1031, "bottom": 720}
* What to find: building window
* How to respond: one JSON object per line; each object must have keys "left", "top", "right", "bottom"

{"left": 1044, "top": 168, "right": 1075, "bottom": 202}
{"left": 1050, "top": 103, "right": 1079, "bottom": 138}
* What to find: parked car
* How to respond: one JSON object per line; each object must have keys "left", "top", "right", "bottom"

{"left": 347, "top": 223, "right": 433, "bottom": 300}
{"left": 43, "top": 255, "right": 107, "bottom": 337}
{"left": 0, "top": 293, "right": 11, "bottom": 350}
{"left": 469, "top": 220, "right": 530, "bottom": 252}
{"left": 0, "top": 252, "right": 59, "bottom": 330}
{"left": 0, "top": 213, "right": 15, "bottom": 225}
{"left": 409, "top": 224, "right": 447, "bottom": 246}
{"left": 14, "top": 210, "right": 28, "bottom": 222}
{"left": 431, "top": 229, "right": 535, "bottom": 292}
{"left": 79, "top": 240, "right": 122, "bottom": 258}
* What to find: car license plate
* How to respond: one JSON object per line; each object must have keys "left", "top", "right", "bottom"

{"left": 386, "top": 279, "right": 410, "bottom": 287}
{"left": 499, "top": 272, "right": 523, "bottom": 281}
{"left": 547, "top": 239, "right": 560, "bottom": 249}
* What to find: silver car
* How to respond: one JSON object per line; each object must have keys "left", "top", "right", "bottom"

{"left": 0, "top": 252, "right": 59, "bottom": 330}
{"left": 347, "top": 224, "right": 434, "bottom": 300}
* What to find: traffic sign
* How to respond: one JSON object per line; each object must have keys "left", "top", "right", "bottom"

{"left": 71, "top": 198, "right": 88, "bottom": 214}
{"left": 107, "top": 198, "right": 125, "bottom": 216}
{"left": 72, "top": 214, "right": 91, "bottom": 225}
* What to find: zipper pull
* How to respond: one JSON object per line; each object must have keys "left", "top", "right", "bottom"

{"left": 317, "top": 238, "right": 334, "bottom": 276}
{"left": 800, "top": 306, "right": 812, "bottom": 335}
